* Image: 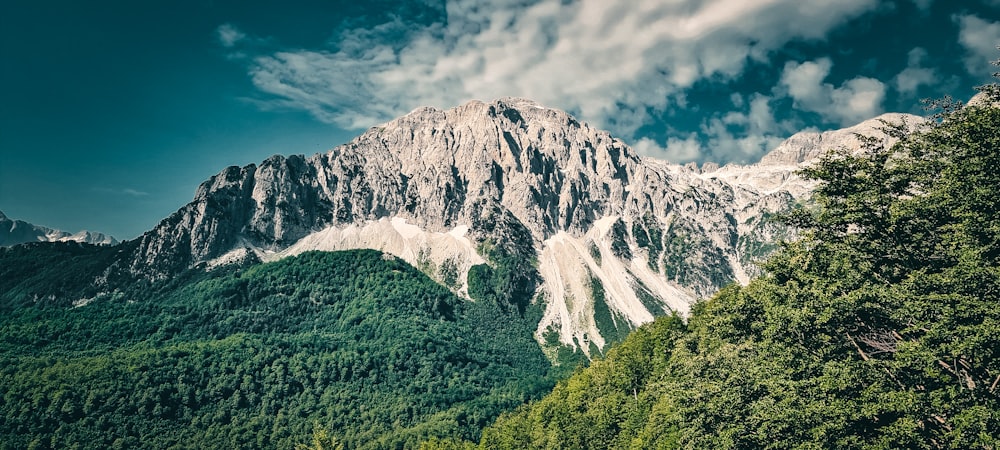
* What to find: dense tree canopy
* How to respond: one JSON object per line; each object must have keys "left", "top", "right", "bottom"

{"left": 0, "top": 250, "right": 556, "bottom": 449}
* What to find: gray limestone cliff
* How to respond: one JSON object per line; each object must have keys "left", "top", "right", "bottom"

{"left": 125, "top": 98, "right": 926, "bottom": 354}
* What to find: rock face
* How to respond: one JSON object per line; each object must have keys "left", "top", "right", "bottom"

{"left": 127, "top": 99, "right": 924, "bottom": 355}
{"left": 0, "top": 211, "right": 118, "bottom": 247}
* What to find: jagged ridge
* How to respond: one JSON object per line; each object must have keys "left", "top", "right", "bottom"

{"left": 0, "top": 210, "right": 118, "bottom": 247}
{"left": 126, "top": 99, "right": 924, "bottom": 355}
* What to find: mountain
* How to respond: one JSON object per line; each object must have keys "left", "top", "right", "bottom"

{"left": 697, "top": 111, "right": 924, "bottom": 198}
{"left": 473, "top": 93, "right": 1000, "bottom": 450}
{"left": 0, "top": 96, "right": 948, "bottom": 448}
{"left": 125, "top": 98, "right": 924, "bottom": 356}
{"left": 0, "top": 210, "right": 118, "bottom": 247}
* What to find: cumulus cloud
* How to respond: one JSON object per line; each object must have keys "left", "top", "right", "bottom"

{"left": 216, "top": 23, "right": 246, "bottom": 48}
{"left": 698, "top": 94, "right": 793, "bottom": 162}
{"left": 642, "top": 93, "right": 795, "bottom": 164}
{"left": 779, "top": 58, "right": 886, "bottom": 126}
{"left": 893, "top": 47, "right": 937, "bottom": 96}
{"left": 956, "top": 14, "right": 1000, "bottom": 77}
{"left": 634, "top": 134, "right": 703, "bottom": 163}
{"left": 241, "top": 0, "right": 880, "bottom": 140}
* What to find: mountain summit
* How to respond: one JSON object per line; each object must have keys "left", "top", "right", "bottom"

{"left": 0, "top": 211, "right": 118, "bottom": 247}
{"left": 127, "top": 98, "right": 923, "bottom": 354}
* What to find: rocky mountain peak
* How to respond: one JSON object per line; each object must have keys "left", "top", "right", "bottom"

{"left": 127, "top": 99, "right": 925, "bottom": 356}
{"left": 759, "top": 112, "right": 926, "bottom": 167}
{"left": 0, "top": 211, "right": 118, "bottom": 247}
{"left": 695, "top": 112, "right": 928, "bottom": 199}
{"left": 317, "top": 96, "right": 643, "bottom": 241}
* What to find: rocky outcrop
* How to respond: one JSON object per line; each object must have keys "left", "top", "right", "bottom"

{"left": 126, "top": 99, "right": 926, "bottom": 354}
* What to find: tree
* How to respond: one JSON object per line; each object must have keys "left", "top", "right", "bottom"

{"left": 296, "top": 422, "right": 345, "bottom": 450}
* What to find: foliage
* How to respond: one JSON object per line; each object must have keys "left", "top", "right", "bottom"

{"left": 632, "top": 214, "right": 664, "bottom": 271}
{"left": 478, "top": 88, "right": 1000, "bottom": 448}
{"left": 589, "top": 275, "right": 631, "bottom": 350}
{"left": 609, "top": 219, "right": 631, "bottom": 259}
{"left": 419, "top": 437, "right": 478, "bottom": 450}
{"left": 296, "top": 423, "right": 345, "bottom": 450}
{"left": 439, "top": 258, "right": 460, "bottom": 289}
{"left": 480, "top": 315, "right": 687, "bottom": 449}
{"left": 468, "top": 206, "right": 540, "bottom": 314}
{"left": 661, "top": 218, "right": 735, "bottom": 292}
{"left": 0, "top": 250, "right": 555, "bottom": 449}
{"left": 0, "top": 241, "right": 136, "bottom": 310}
{"left": 586, "top": 240, "right": 602, "bottom": 266}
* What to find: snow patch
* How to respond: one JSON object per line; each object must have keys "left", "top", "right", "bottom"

{"left": 591, "top": 215, "right": 619, "bottom": 235}
{"left": 448, "top": 224, "right": 470, "bottom": 238}
{"left": 268, "top": 218, "right": 484, "bottom": 297}
{"left": 390, "top": 217, "right": 423, "bottom": 239}
{"left": 536, "top": 219, "right": 695, "bottom": 357}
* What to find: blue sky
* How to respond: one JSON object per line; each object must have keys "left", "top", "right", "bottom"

{"left": 1, "top": 0, "right": 998, "bottom": 240}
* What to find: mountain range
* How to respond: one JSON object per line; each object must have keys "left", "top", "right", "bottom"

{"left": 0, "top": 210, "right": 118, "bottom": 247}
{"left": 4, "top": 93, "right": 976, "bottom": 449}
{"left": 115, "top": 97, "right": 923, "bottom": 355}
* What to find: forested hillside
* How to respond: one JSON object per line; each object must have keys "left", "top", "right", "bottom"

{"left": 472, "top": 91, "right": 1000, "bottom": 449}
{"left": 5, "top": 80, "right": 998, "bottom": 450}
{"left": 0, "top": 249, "right": 559, "bottom": 449}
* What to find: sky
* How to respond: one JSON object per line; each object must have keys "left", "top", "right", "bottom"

{"left": 1, "top": 0, "right": 999, "bottom": 241}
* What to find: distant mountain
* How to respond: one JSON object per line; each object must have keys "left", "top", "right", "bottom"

{"left": 123, "top": 99, "right": 923, "bottom": 355}
{"left": 0, "top": 210, "right": 117, "bottom": 247}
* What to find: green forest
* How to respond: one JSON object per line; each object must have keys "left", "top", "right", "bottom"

{"left": 469, "top": 90, "right": 1000, "bottom": 448}
{"left": 0, "top": 249, "right": 562, "bottom": 449}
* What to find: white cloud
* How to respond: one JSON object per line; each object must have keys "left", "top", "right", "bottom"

{"left": 893, "top": 47, "right": 937, "bottom": 95}
{"left": 911, "top": 0, "right": 933, "bottom": 11}
{"left": 217, "top": 23, "right": 246, "bottom": 48}
{"left": 701, "top": 94, "right": 792, "bottom": 162}
{"left": 956, "top": 14, "right": 1000, "bottom": 77}
{"left": 241, "top": 0, "right": 880, "bottom": 140}
{"left": 251, "top": 49, "right": 402, "bottom": 128}
{"left": 123, "top": 188, "right": 150, "bottom": 197}
{"left": 634, "top": 134, "right": 703, "bottom": 163}
{"left": 730, "top": 93, "right": 745, "bottom": 108}
{"left": 93, "top": 187, "right": 150, "bottom": 197}
{"left": 644, "top": 93, "right": 794, "bottom": 163}
{"left": 779, "top": 58, "right": 886, "bottom": 126}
